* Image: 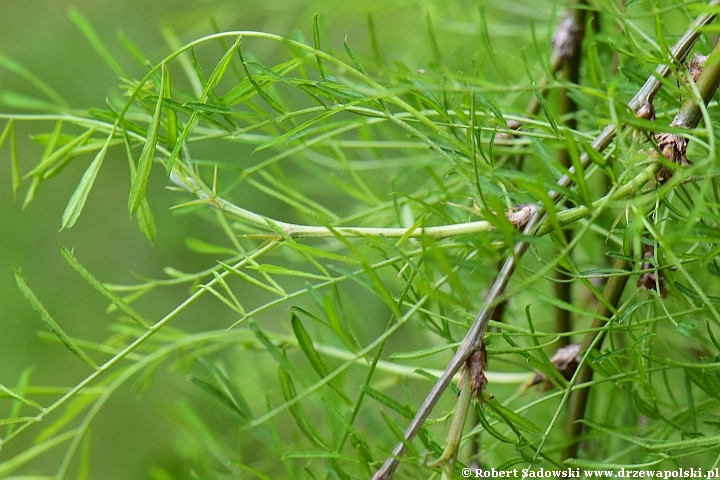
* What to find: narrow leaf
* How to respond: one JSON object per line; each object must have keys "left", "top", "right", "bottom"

{"left": 68, "top": 8, "right": 127, "bottom": 78}
{"left": 343, "top": 37, "right": 367, "bottom": 74}
{"left": 189, "top": 376, "right": 247, "bottom": 418}
{"left": 0, "top": 381, "right": 42, "bottom": 411}
{"left": 166, "top": 36, "right": 243, "bottom": 172}
{"left": 0, "top": 119, "right": 13, "bottom": 152}
{"left": 128, "top": 67, "right": 164, "bottom": 214}
{"left": 60, "top": 245, "right": 150, "bottom": 329}
{"left": 277, "top": 366, "right": 326, "bottom": 447}
{"left": 9, "top": 121, "right": 20, "bottom": 197}
{"left": 0, "top": 429, "right": 78, "bottom": 477}
{"left": 116, "top": 30, "right": 148, "bottom": 66}
{"left": 291, "top": 314, "right": 350, "bottom": 403}
{"left": 198, "top": 357, "right": 252, "bottom": 420}
{"left": 249, "top": 321, "right": 302, "bottom": 382}
{"left": 360, "top": 385, "right": 414, "bottom": 419}
{"left": 14, "top": 270, "right": 98, "bottom": 370}
{"left": 123, "top": 133, "right": 156, "bottom": 240}
{"left": 487, "top": 400, "right": 542, "bottom": 434}
{"left": 324, "top": 294, "right": 360, "bottom": 352}
{"left": 0, "top": 51, "right": 68, "bottom": 106}
{"left": 389, "top": 343, "right": 458, "bottom": 361}
{"left": 60, "top": 134, "right": 111, "bottom": 230}
{"left": 533, "top": 89, "right": 559, "bottom": 136}
{"left": 313, "top": 14, "right": 326, "bottom": 80}
{"left": 163, "top": 65, "right": 178, "bottom": 152}
{"left": 237, "top": 44, "right": 285, "bottom": 114}
{"left": 185, "top": 237, "right": 237, "bottom": 256}
{"left": 5, "top": 367, "right": 35, "bottom": 437}
{"left": 25, "top": 128, "right": 95, "bottom": 179}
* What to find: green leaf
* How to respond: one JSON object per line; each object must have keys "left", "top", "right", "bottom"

{"left": 0, "top": 380, "right": 42, "bottom": 412}
{"left": 389, "top": 343, "right": 458, "bottom": 361}
{"left": 166, "top": 36, "right": 243, "bottom": 172}
{"left": 60, "top": 245, "right": 150, "bottom": 329}
{"left": 676, "top": 281, "right": 720, "bottom": 303}
{"left": 14, "top": 270, "right": 98, "bottom": 370}
{"left": 68, "top": 8, "right": 128, "bottom": 79}
{"left": 249, "top": 321, "right": 302, "bottom": 382}
{"left": 237, "top": 43, "right": 285, "bottom": 114}
{"left": 360, "top": 385, "right": 414, "bottom": 419}
{"left": 128, "top": 67, "right": 164, "bottom": 215}
{"left": 163, "top": 65, "right": 178, "bottom": 152}
{"left": 474, "top": 404, "right": 515, "bottom": 444}
{"left": 324, "top": 294, "right": 361, "bottom": 352}
{"left": 116, "top": 30, "right": 148, "bottom": 66}
{"left": 189, "top": 375, "right": 246, "bottom": 418}
{"left": 474, "top": 93, "right": 508, "bottom": 127}
{"left": 487, "top": 400, "right": 542, "bottom": 434}
{"left": 312, "top": 14, "right": 326, "bottom": 81}
{"left": 9, "top": 122, "right": 20, "bottom": 198}
{"left": 277, "top": 366, "right": 326, "bottom": 447}
{"left": 5, "top": 367, "right": 36, "bottom": 437}
{"left": 25, "top": 128, "right": 96, "bottom": 179}
{"left": 0, "top": 120, "right": 20, "bottom": 198}
{"left": 185, "top": 237, "right": 237, "bottom": 256}
{"left": 198, "top": 357, "right": 252, "bottom": 420}
{"left": 250, "top": 263, "right": 330, "bottom": 280}
{"left": 61, "top": 134, "right": 111, "bottom": 230}
{"left": 343, "top": 37, "right": 367, "bottom": 74}
{"left": 282, "top": 451, "right": 347, "bottom": 459}
{"left": 618, "top": 299, "right": 652, "bottom": 323}
{"left": 0, "top": 119, "right": 14, "bottom": 153}
{"left": 291, "top": 315, "right": 350, "bottom": 403}
{"left": 198, "top": 280, "right": 244, "bottom": 315}
{"left": 0, "top": 429, "right": 78, "bottom": 477}
{"left": 0, "top": 52, "right": 67, "bottom": 106}
{"left": 218, "top": 261, "right": 283, "bottom": 297}
{"left": 533, "top": 89, "right": 559, "bottom": 136}
{"left": 123, "top": 133, "right": 156, "bottom": 241}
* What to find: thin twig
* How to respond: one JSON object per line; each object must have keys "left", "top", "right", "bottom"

{"left": 372, "top": 4, "right": 720, "bottom": 478}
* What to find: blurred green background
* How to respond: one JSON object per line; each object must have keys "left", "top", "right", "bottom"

{"left": 0, "top": 0, "right": 552, "bottom": 477}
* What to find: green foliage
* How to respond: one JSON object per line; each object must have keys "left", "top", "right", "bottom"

{"left": 3, "top": 0, "right": 720, "bottom": 478}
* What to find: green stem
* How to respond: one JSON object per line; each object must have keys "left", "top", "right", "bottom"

{"left": 172, "top": 160, "right": 659, "bottom": 240}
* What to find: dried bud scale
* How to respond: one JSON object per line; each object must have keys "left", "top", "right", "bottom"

{"left": 463, "top": 342, "right": 490, "bottom": 400}
{"left": 637, "top": 243, "right": 667, "bottom": 297}
{"left": 654, "top": 130, "right": 691, "bottom": 183}
{"left": 505, "top": 204, "right": 540, "bottom": 230}
{"left": 526, "top": 343, "right": 581, "bottom": 390}
{"left": 636, "top": 101, "right": 656, "bottom": 121}
{"left": 687, "top": 53, "right": 707, "bottom": 83}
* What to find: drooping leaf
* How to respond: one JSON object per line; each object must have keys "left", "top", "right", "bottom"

{"left": 61, "top": 134, "right": 112, "bottom": 230}
{"left": 60, "top": 245, "right": 150, "bottom": 329}
{"left": 14, "top": 270, "right": 98, "bottom": 370}
{"left": 128, "top": 66, "right": 165, "bottom": 214}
